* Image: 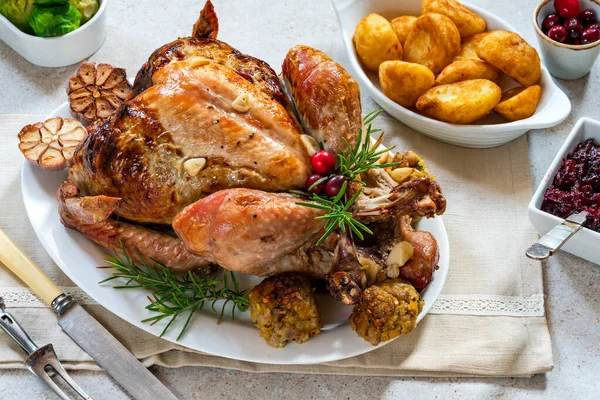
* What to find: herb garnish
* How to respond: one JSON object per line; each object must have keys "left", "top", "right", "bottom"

{"left": 295, "top": 110, "right": 399, "bottom": 245}
{"left": 100, "top": 247, "right": 250, "bottom": 340}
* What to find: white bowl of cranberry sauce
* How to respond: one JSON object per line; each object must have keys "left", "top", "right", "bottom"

{"left": 534, "top": 0, "right": 600, "bottom": 79}
{"left": 528, "top": 117, "right": 600, "bottom": 265}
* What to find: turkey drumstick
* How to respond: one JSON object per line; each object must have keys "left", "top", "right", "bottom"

{"left": 57, "top": 182, "right": 210, "bottom": 272}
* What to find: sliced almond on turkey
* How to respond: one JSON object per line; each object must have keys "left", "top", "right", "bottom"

{"left": 232, "top": 92, "right": 252, "bottom": 112}
{"left": 183, "top": 157, "right": 207, "bottom": 176}
{"left": 18, "top": 117, "right": 87, "bottom": 171}
{"left": 300, "top": 134, "right": 320, "bottom": 156}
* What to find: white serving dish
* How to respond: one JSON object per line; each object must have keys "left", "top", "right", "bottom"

{"left": 0, "top": 0, "right": 107, "bottom": 67}
{"left": 332, "top": 0, "right": 572, "bottom": 149}
{"left": 534, "top": 0, "right": 600, "bottom": 80}
{"left": 19, "top": 103, "right": 450, "bottom": 365}
{"left": 528, "top": 117, "right": 600, "bottom": 265}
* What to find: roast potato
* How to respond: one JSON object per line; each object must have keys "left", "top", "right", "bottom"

{"left": 435, "top": 59, "right": 499, "bottom": 86}
{"left": 493, "top": 85, "right": 542, "bottom": 121}
{"left": 454, "top": 33, "right": 489, "bottom": 61}
{"left": 379, "top": 61, "right": 435, "bottom": 107}
{"left": 422, "top": 0, "right": 486, "bottom": 37}
{"left": 390, "top": 16, "right": 418, "bottom": 46}
{"left": 476, "top": 30, "right": 541, "bottom": 87}
{"left": 416, "top": 79, "right": 502, "bottom": 124}
{"left": 404, "top": 13, "right": 461, "bottom": 74}
{"left": 353, "top": 14, "right": 403, "bottom": 71}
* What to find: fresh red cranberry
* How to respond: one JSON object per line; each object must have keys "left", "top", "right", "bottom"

{"left": 542, "top": 13, "right": 562, "bottom": 33}
{"left": 325, "top": 175, "right": 347, "bottom": 197}
{"left": 547, "top": 25, "right": 569, "bottom": 42}
{"left": 564, "top": 17, "right": 584, "bottom": 39}
{"left": 305, "top": 174, "right": 327, "bottom": 194}
{"left": 588, "top": 23, "right": 600, "bottom": 31}
{"left": 554, "top": 0, "right": 581, "bottom": 19}
{"left": 581, "top": 27, "right": 600, "bottom": 44}
{"left": 311, "top": 150, "right": 336, "bottom": 175}
{"left": 579, "top": 9, "right": 597, "bottom": 26}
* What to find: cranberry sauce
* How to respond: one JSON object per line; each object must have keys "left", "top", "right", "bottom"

{"left": 541, "top": 139, "right": 600, "bottom": 232}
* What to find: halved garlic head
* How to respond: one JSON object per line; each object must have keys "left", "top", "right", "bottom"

{"left": 386, "top": 241, "right": 414, "bottom": 268}
{"left": 232, "top": 92, "right": 251, "bottom": 112}
{"left": 390, "top": 167, "right": 415, "bottom": 183}
{"left": 18, "top": 117, "right": 87, "bottom": 171}
{"left": 183, "top": 157, "right": 207, "bottom": 176}
{"left": 300, "top": 134, "right": 320, "bottom": 156}
{"left": 68, "top": 62, "right": 132, "bottom": 124}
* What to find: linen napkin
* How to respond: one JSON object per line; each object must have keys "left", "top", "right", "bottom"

{"left": 0, "top": 115, "right": 552, "bottom": 377}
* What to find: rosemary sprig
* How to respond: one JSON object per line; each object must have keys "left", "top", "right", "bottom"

{"left": 338, "top": 110, "right": 400, "bottom": 179}
{"left": 296, "top": 110, "right": 399, "bottom": 245}
{"left": 99, "top": 247, "right": 250, "bottom": 340}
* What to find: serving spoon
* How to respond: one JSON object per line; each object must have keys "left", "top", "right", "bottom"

{"left": 526, "top": 211, "right": 589, "bottom": 261}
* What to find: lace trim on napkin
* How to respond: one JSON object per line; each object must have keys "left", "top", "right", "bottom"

{"left": 0, "top": 287, "right": 545, "bottom": 317}
{"left": 429, "top": 294, "right": 545, "bottom": 317}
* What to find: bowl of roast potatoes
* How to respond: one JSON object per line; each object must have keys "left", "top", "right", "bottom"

{"left": 334, "top": 0, "right": 572, "bottom": 148}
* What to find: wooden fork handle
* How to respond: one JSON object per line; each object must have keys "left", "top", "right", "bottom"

{"left": 0, "top": 228, "right": 62, "bottom": 305}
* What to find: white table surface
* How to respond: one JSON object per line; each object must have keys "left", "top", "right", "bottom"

{"left": 0, "top": 0, "right": 598, "bottom": 399}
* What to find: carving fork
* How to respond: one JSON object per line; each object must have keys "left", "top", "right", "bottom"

{"left": 0, "top": 296, "right": 92, "bottom": 399}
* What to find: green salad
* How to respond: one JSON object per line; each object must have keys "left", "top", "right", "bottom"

{"left": 0, "top": 0, "right": 99, "bottom": 37}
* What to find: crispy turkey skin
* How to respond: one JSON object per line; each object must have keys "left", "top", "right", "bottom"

{"left": 68, "top": 57, "right": 310, "bottom": 224}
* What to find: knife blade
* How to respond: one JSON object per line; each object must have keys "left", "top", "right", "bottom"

{"left": 0, "top": 228, "right": 178, "bottom": 400}
{"left": 56, "top": 299, "right": 178, "bottom": 400}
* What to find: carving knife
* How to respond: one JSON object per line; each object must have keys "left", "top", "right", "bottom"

{"left": 526, "top": 211, "right": 589, "bottom": 261}
{"left": 0, "top": 229, "right": 178, "bottom": 400}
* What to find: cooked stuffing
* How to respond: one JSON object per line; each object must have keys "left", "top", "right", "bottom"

{"left": 350, "top": 279, "right": 423, "bottom": 345}
{"left": 249, "top": 273, "right": 322, "bottom": 348}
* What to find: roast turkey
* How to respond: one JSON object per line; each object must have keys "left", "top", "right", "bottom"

{"left": 58, "top": 1, "right": 446, "bottom": 300}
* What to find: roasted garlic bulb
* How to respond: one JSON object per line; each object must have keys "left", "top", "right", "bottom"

{"left": 68, "top": 62, "right": 132, "bottom": 123}
{"left": 18, "top": 117, "right": 87, "bottom": 171}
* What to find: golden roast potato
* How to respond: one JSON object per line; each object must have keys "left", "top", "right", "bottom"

{"left": 353, "top": 14, "right": 403, "bottom": 71}
{"left": 390, "top": 16, "right": 418, "bottom": 46}
{"left": 404, "top": 13, "right": 461, "bottom": 74}
{"left": 416, "top": 79, "right": 502, "bottom": 124}
{"left": 435, "top": 59, "right": 499, "bottom": 86}
{"left": 454, "top": 33, "right": 489, "bottom": 61}
{"left": 422, "top": 0, "right": 486, "bottom": 37}
{"left": 476, "top": 30, "right": 541, "bottom": 87}
{"left": 493, "top": 85, "right": 542, "bottom": 121}
{"left": 379, "top": 61, "right": 435, "bottom": 108}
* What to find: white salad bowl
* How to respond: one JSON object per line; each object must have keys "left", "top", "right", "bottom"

{"left": 0, "top": 0, "right": 107, "bottom": 68}
{"left": 332, "top": 0, "right": 572, "bottom": 149}
{"left": 528, "top": 117, "right": 600, "bottom": 265}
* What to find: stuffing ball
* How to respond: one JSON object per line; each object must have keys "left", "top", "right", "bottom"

{"left": 249, "top": 273, "right": 322, "bottom": 348}
{"left": 349, "top": 279, "right": 423, "bottom": 345}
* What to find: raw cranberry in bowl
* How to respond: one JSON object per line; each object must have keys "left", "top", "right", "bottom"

{"left": 534, "top": 0, "right": 600, "bottom": 79}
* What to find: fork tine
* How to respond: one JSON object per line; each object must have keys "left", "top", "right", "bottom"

{"left": 27, "top": 363, "right": 71, "bottom": 400}
{"left": 45, "top": 356, "right": 93, "bottom": 400}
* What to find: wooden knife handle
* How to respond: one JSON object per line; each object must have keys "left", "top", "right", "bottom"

{"left": 0, "top": 229, "right": 62, "bottom": 305}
